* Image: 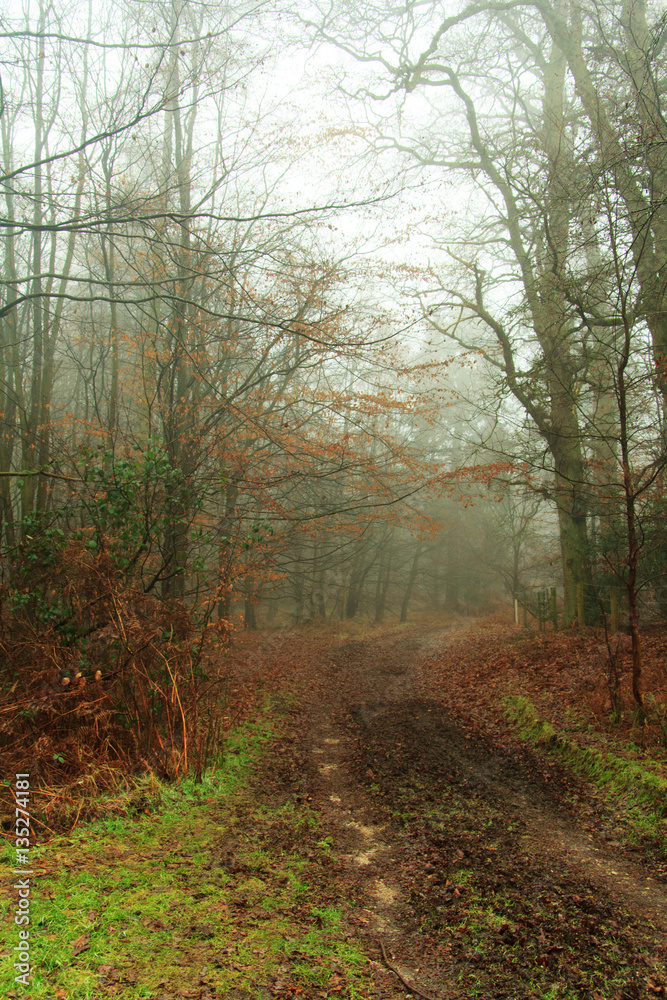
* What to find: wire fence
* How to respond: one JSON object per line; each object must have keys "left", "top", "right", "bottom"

{"left": 514, "top": 582, "right": 667, "bottom": 632}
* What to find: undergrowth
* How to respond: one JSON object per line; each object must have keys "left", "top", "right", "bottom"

{"left": 0, "top": 535, "right": 233, "bottom": 797}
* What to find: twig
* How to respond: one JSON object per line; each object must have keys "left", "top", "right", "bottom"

{"left": 0, "top": 469, "right": 79, "bottom": 482}
{"left": 25, "top": 812, "right": 58, "bottom": 837}
{"left": 379, "top": 939, "right": 438, "bottom": 1000}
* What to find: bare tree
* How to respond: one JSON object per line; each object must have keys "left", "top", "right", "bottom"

{"left": 304, "top": 0, "right": 667, "bottom": 624}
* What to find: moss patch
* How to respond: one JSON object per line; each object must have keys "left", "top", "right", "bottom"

{"left": 504, "top": 694, "right": 667, "bottom": 851}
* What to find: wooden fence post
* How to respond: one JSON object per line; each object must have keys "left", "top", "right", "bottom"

{"left": 551, "top": 587, "right": 558, "bottom": 632}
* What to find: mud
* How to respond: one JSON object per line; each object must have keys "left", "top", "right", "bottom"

{"left": 267, "top": 626, "right": 667, "bottom": 999}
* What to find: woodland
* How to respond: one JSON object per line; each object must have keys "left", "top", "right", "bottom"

{"left": 0, "top": 0, "right": 666, "bottom": 819}
{"left": 2, "top": 2, "right": 667, "bottom": 998}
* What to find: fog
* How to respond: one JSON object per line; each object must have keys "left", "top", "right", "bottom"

{"left": 0, "top": 0, "right": 665, "bottom": 632}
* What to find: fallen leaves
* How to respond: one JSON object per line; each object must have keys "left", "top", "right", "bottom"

{"left": 70, "top": 935, "right": 91, "bottom": 957}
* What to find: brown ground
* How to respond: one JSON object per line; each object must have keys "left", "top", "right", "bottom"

{"left": 257, "top": 621, "right": 667, "bottom": 1000}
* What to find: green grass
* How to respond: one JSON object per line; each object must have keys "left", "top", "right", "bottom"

{"left": 504, "top": 694, "right": 667, "bottom": 851}
{"left": 0, "top": 713, "right": 369, "bottom": 999}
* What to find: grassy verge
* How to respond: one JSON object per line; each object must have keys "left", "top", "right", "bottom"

{"left": 1, "top": 712, "right": 368, "bottom": 999}
{"left": 504, "top": 694, "right": 667, "bottom": 853}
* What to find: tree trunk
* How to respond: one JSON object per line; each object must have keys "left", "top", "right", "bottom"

{"left": 400, "top": 544, "right": 423, "bottom": 622}
{"left": 551, "top": 432, "right": 593, "bottom": 624}
{"left": 374, "top": 546, "right": 393, "bottom": 623}
{"left": 244, "top": 597, "right": 257, "bottom": 630}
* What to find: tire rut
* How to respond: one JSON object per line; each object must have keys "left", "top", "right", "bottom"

{"left": 297, "top": 625, "right": 667, "bottom": 999}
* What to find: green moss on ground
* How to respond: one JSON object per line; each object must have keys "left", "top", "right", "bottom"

{"left": 0, "top": 715, "right": 368, "bottom": 999}
{"left": 504, "top": 694, "right": 667, "bottom": 851}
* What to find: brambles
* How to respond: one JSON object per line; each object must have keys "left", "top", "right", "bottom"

{"left": 0, "top": 529, "right": 231, "bottom": 817}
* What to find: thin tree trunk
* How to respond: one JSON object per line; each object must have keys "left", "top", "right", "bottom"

{"left": 400, "top": 544, "right": 423, "bottom": 623}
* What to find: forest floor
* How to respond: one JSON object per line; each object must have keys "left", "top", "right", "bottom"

{"left": 255, "top": 614, "right": 667, "bottom": 1000}
{"left": 3, "top": 612, "right": 667, "bottom": 999}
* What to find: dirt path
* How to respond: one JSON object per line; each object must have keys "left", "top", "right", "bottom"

{"left": 270, "top": 625, "right": 667, "bottom": 1000}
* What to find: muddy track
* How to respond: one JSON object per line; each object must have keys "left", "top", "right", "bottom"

{"left": 274, "top": 627, "right": 667, "bottom": 1000}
